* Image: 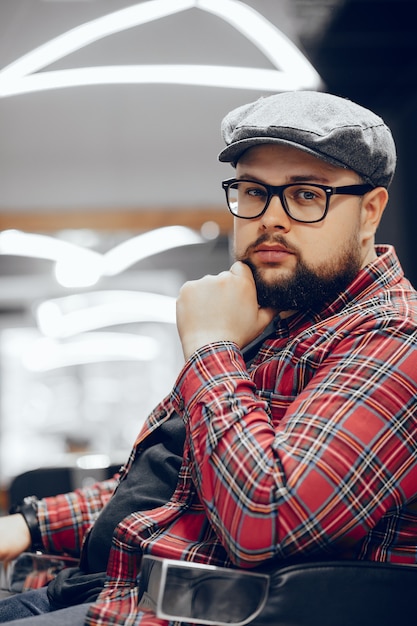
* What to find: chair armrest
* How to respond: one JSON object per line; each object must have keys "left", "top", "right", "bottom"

{"left": 138, "top": 556, "right": 417, "bottom": 626}
{"left": 3, "top": 552, "right": 79, "bottom": 593}
{"left": 138, "top": 555, "right": 269, "bottom": 626}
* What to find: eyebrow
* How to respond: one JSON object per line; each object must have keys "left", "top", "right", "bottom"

{"left": 287, "top": 174, "right": 331, "bottom": 184}
{"left": 236, "top": 173, "right": 332, "bottom": 185}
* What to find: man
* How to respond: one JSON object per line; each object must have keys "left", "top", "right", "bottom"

{"left": 0, "top": 90, "right": 416, "bottom": 625}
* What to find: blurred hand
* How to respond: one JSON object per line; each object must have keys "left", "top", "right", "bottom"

{"left": 0, "top": 514, "right": 31, "bottom": 563}
{"left": 176, "top": 261, "right": 275, "bottom": 360}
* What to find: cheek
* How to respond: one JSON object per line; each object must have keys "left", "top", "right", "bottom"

{"left": 301, "top": 220, "right": 361, "bottom": 269}
{"left": 233, "top": 221, "right": 256, "bottom": 258}
{"left": 291, "top": 225, "right": 329, "bottom": 263}
{"left": 294, "top": 223, "right": 346, "bottom": 265}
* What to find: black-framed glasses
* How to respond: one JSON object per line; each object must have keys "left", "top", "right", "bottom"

{"left": 222, "top": 178, "right": 374, "bottom": 223}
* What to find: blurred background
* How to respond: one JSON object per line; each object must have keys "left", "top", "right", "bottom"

{"left": 0, "top": 0, "right": 416, "bottom": 509}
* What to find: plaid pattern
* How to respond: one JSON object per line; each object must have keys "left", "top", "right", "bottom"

{"left": 39, "top": 246, "right": 417, "bottom": 625}
{"left": 38, "top": 478, "right": 118, "bottom": 558}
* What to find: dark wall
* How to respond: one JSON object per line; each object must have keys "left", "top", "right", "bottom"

{"left": 306, "top": 0, "right": 417, "bottom": 287}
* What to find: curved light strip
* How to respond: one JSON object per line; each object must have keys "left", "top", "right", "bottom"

{"left": 21, "top": 332, "right": 160, "bottom": 372}
{"left": 0, "top": 66, "right": 311, "bottom": 96}
{"left": 97, "top": 226, "right": 204, "bottom": 276}
{"left": 0, "top": 226, "right": 205, "bottom": 288}
{"left": 0, "top": 0, "right": 322, "bottom": 98}
{"left": 36, "top": 291, "right": 177, "bottom": 338}
{"left": 0, "top": 0, "right": 195, "bottom": 80}
{"left": 197, "top": 0, "right": 320, "bottom": 81}
{"left": 0, "top": 228, "right": 101, "bottom": 263}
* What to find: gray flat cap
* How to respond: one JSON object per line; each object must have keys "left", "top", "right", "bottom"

{"left": 218, "top": 91, "right": 396, "bottom": 188}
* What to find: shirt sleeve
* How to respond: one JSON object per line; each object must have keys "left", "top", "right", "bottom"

{"left": 171, "top": 319, "right": 417, "bottom": 568}
{"left": 37, "top": 477, "right": 119, "bottom": 557}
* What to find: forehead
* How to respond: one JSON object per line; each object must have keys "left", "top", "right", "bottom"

{"left": 236, "top": 144, "right": 353, "bottom": 181}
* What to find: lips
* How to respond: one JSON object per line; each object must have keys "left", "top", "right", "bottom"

{"left": 253, "top": 244, "right": 294, "bottom": 264}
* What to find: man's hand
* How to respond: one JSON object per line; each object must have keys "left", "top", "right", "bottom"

{"left": 176, "top": 261, "right": 275, "bottom": 360}
{"left": 0, "top": 514, "right": 31, "bottom": 563}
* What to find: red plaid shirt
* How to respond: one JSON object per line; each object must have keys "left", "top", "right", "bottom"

{"left": 37, "top": 245, "right": 417, "bottom": 625}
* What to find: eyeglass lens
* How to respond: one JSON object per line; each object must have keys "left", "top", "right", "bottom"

{"left": 227, "top": 181, "right": 328, "bottom": 222}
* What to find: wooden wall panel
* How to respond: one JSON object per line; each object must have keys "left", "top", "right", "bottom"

{"left": 0, "top": 207, "right": 233, "bottom": 234}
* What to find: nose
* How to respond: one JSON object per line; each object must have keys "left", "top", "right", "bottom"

{"left": 259, "top": 194, "right": 292, "bottom": 231}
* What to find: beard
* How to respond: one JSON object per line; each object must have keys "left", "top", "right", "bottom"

{"left": 237, "top": 233, "right": 362, "bottom": 313}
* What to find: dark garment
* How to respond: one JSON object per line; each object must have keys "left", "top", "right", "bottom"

{"left": 0, "top": 587, "right": 91, "bottom": 625}
{"left": 48, "top": 415, "right": 185, "bottom": 608}
{"left": 87, "top": 414, "right": 185, "bottom": 573}
{"left": 0, "top": 588, "right": 51, "bottom": 622}
{"left": 47, "top": 324, "right": 277, "bottom": 609}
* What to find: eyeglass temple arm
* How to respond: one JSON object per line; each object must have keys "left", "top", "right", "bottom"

{"left": 331, "top": 184, "right": 374, "bottom": 195}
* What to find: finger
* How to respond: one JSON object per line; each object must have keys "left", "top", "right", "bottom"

{"left": 229, "top": 261, "right": 253, "bottom": 279}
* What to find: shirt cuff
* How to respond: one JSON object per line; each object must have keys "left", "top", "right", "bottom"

{"left": 171, "top": 341, "right": 252, "bottom": 421}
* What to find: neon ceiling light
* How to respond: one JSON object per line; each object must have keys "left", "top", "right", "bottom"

{"left": 0, "top": 225, "right": 205, "bottom": 288}
{"left": 22, "top": 332, "right": 160, "bottom": 372}
{"left": 0, "top": 0, "right": 322, "bottom": 97}
{"left": 36, "top": 291, "right": 177, "bottom": 338}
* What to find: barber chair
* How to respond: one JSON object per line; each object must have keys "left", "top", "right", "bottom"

{"left": 3, "top": 461, "right": 417, "bottom": 624}
{"left": 8, "top": 459, "right": 121, "bottom": 508}
{"left": 138, "top": 555, "right": 417, "bottom": 626}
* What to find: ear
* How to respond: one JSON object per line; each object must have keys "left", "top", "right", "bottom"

{"left": 360, "top": 186, "right": 389, "bottom": 241}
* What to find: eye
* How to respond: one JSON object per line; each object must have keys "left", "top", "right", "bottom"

{"left": 289, "top": 185, "right": 325, "bottom": 204}
{"left": 247, "top": 186, "right": 267, "bottom": 198}
{"left": 300, "top": 190, "right": 316, "bottom": 200}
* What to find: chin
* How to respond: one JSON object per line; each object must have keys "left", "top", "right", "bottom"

{"left": 257, "top": 265, "right": 294, "bottom": 284}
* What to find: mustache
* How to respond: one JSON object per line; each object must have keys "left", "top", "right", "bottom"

{"left": 238, "top": 234, "right": 298, "bottom": 260}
